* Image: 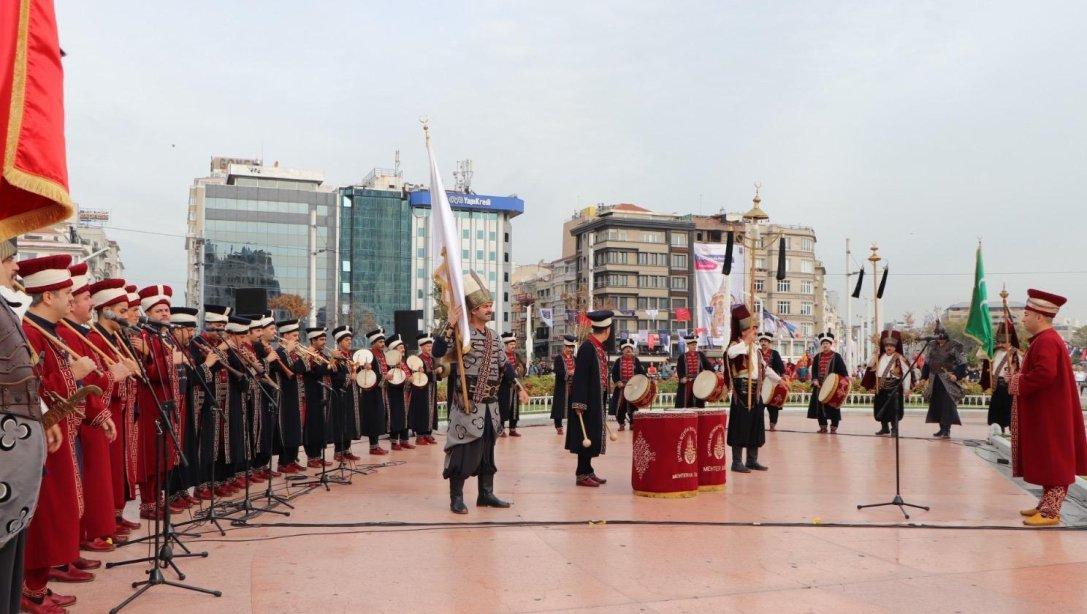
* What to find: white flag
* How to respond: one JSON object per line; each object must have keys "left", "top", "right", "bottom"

{"left": 539, "top": 307, "right": 554, "bottom": 328}
{"left": 424, "top": 125, "right": 470, "bottom": 351}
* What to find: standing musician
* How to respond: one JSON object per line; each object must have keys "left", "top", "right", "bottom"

{"left": 499, "top": 331, "right": 524, "bottom": 437}
{"left": 19, "top": 255, "right": 100, "bottom": 609}
{"left": 551, "top": 335, "right": 576, "bottom": 435}
{"left": 567, "top": 310, "right": 613, "bottom": 487}
{"left": 435, "top": 272, "right": 522, "bottom": 514}
{"left": 981, "top": 317, "right": 1021, "bottom": 435}
{"left": 246, "top": 312, "right": 280, "bottom": 482}
{"left": 384, "top": 333, "right": 414, "bottom": 449}
{"left": 301, "top": 327, "right": 332, "bottom": 467}
{"left": 409, "top": 332, "right": 441, "bottom": 445}
{"left": 609, "top": 338, "right": 645, "bottom": 431}
{"left": 757, "top": 332, "right": 786, "bottom": 431}
{"left": 807, "top": 331, "right": 849, "bottom": 434}
{"left": 920, "top": 326, "right": 965, "bottom": 439}
{"left": 674, "top": 333, "right": 711, "bottom": 408}
{"left": 220, "top": 316, "right": 255, "bottom": 493}
{"left": 272, "top": 319, "right": 307, "bottom": 473}
{"left": 134, "top": 285, "right": 184, "bottom": 520}
{"left": 165, "top": 306, "right": 208, "bottom": 511}
{"left": 190, "top": 304, "right": 232, "bottom": 498}
{"left": 0, "top": 242, "right": 51, "bottom": 614}
{"left": 726, "top": 305, "right": 766, "bottom": 473}
{"left": 329, "top": 325, "right": 363, "bottom": 460}
{"left": 359, "top": 327, "right": 390, "bottom": 455}
{"left": 1010, "top": 289, "right": 1087, "bottom": 526}
{"left": 864, "top": 330, "right": 913, "bottom": 436}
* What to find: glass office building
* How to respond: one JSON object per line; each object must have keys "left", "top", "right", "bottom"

{"left": 186, "top": 158, "right": 338, "bottom": 325}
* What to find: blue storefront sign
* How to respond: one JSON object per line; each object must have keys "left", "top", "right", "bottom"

{"left": 408, "top": 190, "right": 524, "bottom": 215}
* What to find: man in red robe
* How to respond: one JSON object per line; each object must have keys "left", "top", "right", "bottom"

{"left": 18, "top": 255, "right": 98, "bottom": 612}
{"left": 1010, "top": 289, "right": 1087, "bottom": 526}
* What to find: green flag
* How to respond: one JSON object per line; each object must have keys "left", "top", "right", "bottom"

{"left": 965, "top": 243, "right": 994, "bottom": 358}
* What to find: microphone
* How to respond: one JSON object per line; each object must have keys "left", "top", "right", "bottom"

{"left": 135, "top": 314, "right": 177, "bottom": 329}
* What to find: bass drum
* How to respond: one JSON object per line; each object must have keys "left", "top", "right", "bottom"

{"left": 760, "top": 377, "right": 789, "bottom": 407}
{"left": 818, "top": 373, "right": 850, "bottom": 409}
{"left": 406, "top": 354, "right": 424, "bottom": 372}
{"left": 355, "top": 369, "right": 378, "bottom": 390}
{"left": 623, "top": 374, "right": 657, "bottom": 409}
{"left": 692, "top": 370, "right": 727, "bottom": 403}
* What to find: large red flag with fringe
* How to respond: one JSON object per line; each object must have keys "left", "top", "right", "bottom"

{"left": 0, "top": 0, "right": 73, "bottom": 239}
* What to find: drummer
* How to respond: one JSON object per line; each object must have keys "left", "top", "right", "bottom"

{"left": 758, "top": 332, "right": 786, "bottom": 431}
{"left": 726, "top": 305, "right": 766, "bottom": 473}
{"left": 807, "top": 331, "right": 850, "bottom": 434}
{"left": 609, "top": 338, "right": 646, "bottom": 431}
{"left": 385, "top": 334, "right": 414, "bottom": 450}
{"left": 675, "top": 333, "right": 711, "bottom": 408}
{"left": 361, "top": 327, "right": 391, "bottom": 454}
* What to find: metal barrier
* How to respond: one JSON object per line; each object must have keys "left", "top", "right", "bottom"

{"left": 436, "top": 392, "right": 996, "bottom": 420}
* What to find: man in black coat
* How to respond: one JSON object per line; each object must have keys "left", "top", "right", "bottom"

{"left": 567, "top": 310, "right": 613, "bottom": 487}
{"left": 301, "top": 327, "right": 332, "bottom": 468}
{"left": 806, "top": 331, "right": 850, "bottom": 434}
{"left": 551, "top": 335, "right": 576, "bottom": 434}
{"left": 272, "top": 319, "right": 307, "bottom": 473}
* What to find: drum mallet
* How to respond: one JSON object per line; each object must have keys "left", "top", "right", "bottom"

{"left": 576, "top": 411, "right": 591, "bottom": 448}
{"left": 602, "top": 417, "right": 618, "bottom": 442}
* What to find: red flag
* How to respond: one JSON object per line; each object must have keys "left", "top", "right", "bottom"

{"left": 675, "top": 307, "right": 691, "bottom": 322}
{"left": 577, "top": 311, "right": 591, "bottom": 326}
{"left": 0, "top": 0, "right": 73, "bottom": 239}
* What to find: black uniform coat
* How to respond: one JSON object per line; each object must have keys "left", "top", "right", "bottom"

{"left": 551, "top": 352, "right": 575, "bottom": 421}
{"left": 565, "top": 338, "right": 609, "bottom": 457}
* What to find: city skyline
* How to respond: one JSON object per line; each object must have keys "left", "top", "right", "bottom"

{"left": 55, "top": 1, "right": 1087, "bottom": 324}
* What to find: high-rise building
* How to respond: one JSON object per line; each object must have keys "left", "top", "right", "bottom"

{"left": 185, "top": 158, "right": 337, "bottom": 324}
{"left": 337, "top": 169, "right": 524, "bottom": 336}
{"left": 16, "top": 208, "right": 124, "bottom": 280}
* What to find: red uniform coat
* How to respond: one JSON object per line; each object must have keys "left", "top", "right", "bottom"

{"left": 1012, "top": 327, "right": 1087, "bottom": 485}
{"left": 136, "top": 330, "right": 181, "bottom": 481}
{"left": 22, "top": 317, "right": 83, "bottom": 570}
{"left": 57, "top": 321, "right": 118, "bottom": 539}
{"left": 88, "top": 325, "right": 138, "bottom": 511}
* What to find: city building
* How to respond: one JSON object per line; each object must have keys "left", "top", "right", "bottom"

{"left": 567, "top": 203, "right": 695, "bottom": 360}
{"left": 337, "top": 167, "right": 524, "bottom": 336}
{"left": 17, "top": 207, "right": 124, "bottom": 281}
{"left": 185, "top": 157, "right": 338, "bottom": 325}
{"left": 538, "top": 255, "right": 579, "bottom": 357}
{"left": 509, "top": 262, "right": 552, "bottom": 361}
{"left": 943, "top": 300, "right": 1026, "bottom": 326}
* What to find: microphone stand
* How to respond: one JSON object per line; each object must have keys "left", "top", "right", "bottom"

{"left": 857, "top": 338, "right": 933, "bottom": 519}
{"left": 294, "top": 372, "right": 352, "bottom": 489}
{"left": 109, "top": 327, "right": 220, "bottom": 614}
{"left": 250, "top": 346, "right": 297, "bottom": 510}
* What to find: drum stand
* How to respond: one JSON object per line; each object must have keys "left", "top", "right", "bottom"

{"left": 857, "top": 339, "right": 933, "bottom": 519}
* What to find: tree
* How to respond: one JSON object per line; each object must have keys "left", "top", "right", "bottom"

{"left": 1072, "top": 325, "right": 1087, "bottom": 349}
{"left": 268, "top": 293, "right": 311, "bottom": 319}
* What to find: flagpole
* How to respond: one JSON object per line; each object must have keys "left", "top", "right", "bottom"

{"left": 870, "top": 244, "right": 881, "bottom": 354}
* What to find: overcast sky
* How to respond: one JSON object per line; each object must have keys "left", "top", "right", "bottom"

{"left": 56, "top": 1, "right": 1087, "bottom": 326}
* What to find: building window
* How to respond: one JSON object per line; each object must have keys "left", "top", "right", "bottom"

{"left": 341, "top": 260, "right": 350, "bottom": 272}
{"left": 504, "top": 232, "right": 509, "bottom": 243}
{"left": 503, "top": 272, "right": 509, "bottom": 282}
{"left": 801, "top": 238, "right": 813, "bottom": 252}
{"left": 670, "top": 233, "right": 688, "bottom": 247}
{"left": 799, "top": 259, "right": 814, "bottom": 274}
{"left": 803, "top": 323, "right": 814, "bottom": 336}
{"left": 777, "top": 300, "right": 790, "bottom": 315}
{"left": 417, "top": 226, "right": 426, "bottom": 237}
{"left": 417, "top": 248, "right": 425, "bottom": 258}
{"left": 417, "top": 290, "right": 424, "bottom": 299}
{"left": 341, "top": 282, "right": 350, "bottom": 294}
{"left": 503, "top": 292, "right": 509, "bottom": 302}
{"left": 800, "top": 301, "right": 813, "bottom": 316}
{"left": 755, "top": 257, "right": 766, "bottom": 270}
{"left": 642, "top": 231, "right": 665, "bottom": 244}
{"left": 477, "top": 230, "right": 485, "bottom": 240}
{"left": 476, "top": 250, "right": 484, "bottom": 260}
{"left": 672, "top": 297, "right": 687, "bottom": 308}
{"left": 670, "top": 254, "right": 687, "bottom": 269}
{"left": 504, "top": 253, "right": 509, "bottom": 262}
{"left": 489, "top": 271, "right": 497, "bottom": 281}
{"left": 777, "top": 279, "right": 791, "bottom": 292}
{"left": 670, "top": 276, "right": 687, "bottom": 290}
{"left": 801, "top": 280, "right": 813, "bottom": 294}
{"left": 462, "top": 249, "right": 469, "bottom": 260}
{"left": 462, "top": 229, "right": 470, "bottom": 239}
{"left": 754, "top": 279, "right": 765, "bottom": 292}
{"left": 696, "top": 232, "right": 704, "bottom": 241}
{"left": 504, "top": 313, "right": 508, "bottom": 322}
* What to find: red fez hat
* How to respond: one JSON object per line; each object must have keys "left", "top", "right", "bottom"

{"left": 19, "top": 255, "right": 73, "bottom": 294}
{"left": 138, "top": 284, "right": 173, "bottom": 311}
{"left": 68, "top": 261, "right": 90, "bottom": 294}
{"left": 1025, "top": 289, "right": 1066, "bottom": 318}
{"left": 729, "top": 304, "right": 756, "bottom": 342}
{"left": 89, "top": 278, "right": 128, "bottom": 308}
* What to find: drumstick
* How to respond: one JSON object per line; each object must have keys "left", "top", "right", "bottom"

{"left": 602, "top": 416, "right": 618, "bottom": 442}
{"left": 576, "top": 410, "right": 591, "bottom": 448}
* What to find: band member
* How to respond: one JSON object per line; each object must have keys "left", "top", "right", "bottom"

{"left": 57, "top": 266, "right": 126, "bottom": 553}
{"left": 758, "top": 333, "right": 786, "bottom": 431}
{"left": 302, "top": 327, "right": 333, "bottom": 467}
{"left": 726, "top": 305, "right": 766, "bottom": 473}
{"left": 165, "top": 306, "right": 207, "bottom": 510}
{"left": 409, "top": 333, "right": 441, "bottom": 445}
{"left": 568, "top": 310, "right": 613, "bottom": 487}
{"left": 435, "top": 272, "right": 522, "bottom": 513}
{"left": 359, "top": 327, "right": 389, "bottom": 455}
{"left": 807, "top": 331, "right": 849, "bottom": 434}
{"left": 221, "top": 316, "right": 255, "bottom": 492}
{"left": 0, "top": 241, "right": 50, "bottom": 613}
{"left": 551, "top": 335, "right": 576, "bottom": 435}
{"left": 272, "top": 319, "right": 307, "bottom": 473}
{"left": 609, "top": 338, "right": 645, "bottom": 431}
{"left": 134, "top": 285, "right": 183, "bottom": 520}
{"left": 499, "top": 331, "right": 523, "bottom": 437}
{"left": 19, "top": 255, "right": 100, "bottom": 608}
{"left": 865, "top": 330, "right": 913, "bottom": 436}
{"left": 920, "top": 327, "right": 965, "bottom": 439}
{"left": 247, "top": 313, "right": 278, "bottom": 481}
{"left": 190, "top": 305, "right": 231, "bottom": 497}
{"left": 981, "top": 317, "right": 1021, "bottom": 434}
{"left": 384, "top": 334, "right": 414, "bottom": 449}
{"left": 675, "top": 333, "right": 711, "bottom": 408}
{"left": 1009, "top": 290, "right": 1087, "bottom": 526}
{"left": 330, "top": 325, "right": 363, "bottom": 460}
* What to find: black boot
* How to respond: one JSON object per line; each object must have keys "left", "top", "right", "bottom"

{"left": 449, "top": 477, "right": 468, "bottom": 514}
{"left": 476, "top": 473, "right": 511, "bottom": 508}
{"left": 731, "top": 446, "right": 750, "bottom": 473}
{"left": 745, "top": 447, "right": 768, "bottom": 471}
{"left": 876, "top": 422, "right": 890, "bottom": 435}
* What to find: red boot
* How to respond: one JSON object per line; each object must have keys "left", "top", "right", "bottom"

{"left": 117, "top": 516, "right": 141, "bottom": 530}
{"left": 80, "top": 537, "right": 115, "bottom": 553}
{"left": 370, "top": 446, "right": 388, "bottom": 456}
{"left": 399, "top": 441, "right": 416, "bottom": 450}
{"left": 72, "top": 556, "right": 101, "bottom": 570}
{"left": 391, "top": 442, "right": 403, "bottom": 451}
{"left": 20, "top": 594, "right": 65, "bottom": 614}
{"left": 415, "top": 436, "right": 429, "bottom": 446}
{"left": 48, "top": 565, "right": 95, "bottom": 583}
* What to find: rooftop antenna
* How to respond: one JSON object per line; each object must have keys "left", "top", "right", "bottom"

{"left": 453, "top": 159, "right": 473, "bottom": 193}
{"left": 394, "top": 149, "right": 401, "bottom": 174}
